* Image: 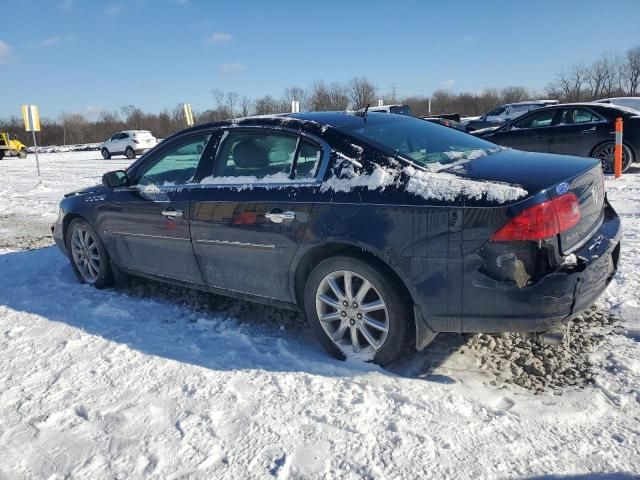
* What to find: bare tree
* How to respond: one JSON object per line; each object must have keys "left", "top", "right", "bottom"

{"left": 622, "top": 46, "right": 640, "bottom": 96}
{"left": 347, "top": 77, "right": 377, "bottom": 110}
{"left": 547, "top": 63, "right": 588, "bottom": 102}
{"left": 253, "top": 95, "right": 280, "bottom": 115}
{"left": 500, "top": 86, "right": 530, "bottom": 104}
{"left": 283, "top": 86, "right": 308, "bottom": 111}
{"left": 225, "top": 91, "right": 240, "bottom": 118}
{"left": 240, "top": 96, "right": 252, "bottom": 117}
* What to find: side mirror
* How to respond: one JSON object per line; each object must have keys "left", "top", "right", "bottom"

{"left": 102, "top": 170, "right": 129, "bottom": 188}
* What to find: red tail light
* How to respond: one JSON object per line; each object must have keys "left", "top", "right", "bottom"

{"left": 491, "top": 192, "right": 580, "bottom": 242}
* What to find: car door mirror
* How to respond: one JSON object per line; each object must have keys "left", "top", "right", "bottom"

{"left": 102, "top": 170, "right": 129, "bottom": 187}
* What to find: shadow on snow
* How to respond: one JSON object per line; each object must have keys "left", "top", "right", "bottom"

{"left": 0, "top": 246, "right": 460, "bottom": 382}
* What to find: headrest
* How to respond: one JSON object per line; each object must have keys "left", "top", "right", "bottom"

{"left": 232, "top": 140, "right": 269, "bottom": 168}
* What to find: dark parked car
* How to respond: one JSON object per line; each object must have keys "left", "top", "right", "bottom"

{"left": 473, "top": 103, "right": 640, "bottom": 173}
{"left": 53, "top": 112, "right": 621, "bottom": 365}
{"left": 464, "top": 100, "right": 559, "bottom": 132}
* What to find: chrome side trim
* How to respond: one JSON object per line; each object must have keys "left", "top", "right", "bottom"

{"left": 195, "top": 239, "right": 278, "bottom": 249}
{"left": 111, "top": 231, "right": 190, "bottom": 242}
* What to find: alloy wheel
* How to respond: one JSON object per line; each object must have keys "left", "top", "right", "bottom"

{"left": 315, "top": 270, "right": 390, "bottom": 355}
{"left": 70, "top": 225, "right": 101, "bottom": 283}
{"left": 594, "top": 143, "right": 632, "bottom": 174}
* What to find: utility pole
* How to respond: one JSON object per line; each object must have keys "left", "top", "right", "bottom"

{"left": 390, "top": 83, "right": 398, "bottom": 103}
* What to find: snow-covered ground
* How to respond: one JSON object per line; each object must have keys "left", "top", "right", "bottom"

{"left": 0, "top": 153, "right": 639, "bottom": 478}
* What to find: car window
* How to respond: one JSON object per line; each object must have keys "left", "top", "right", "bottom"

{"left": 507, "top": 105, "right": 532, "bottom": 117}
{"left": 514, "top": 109, "right": 556, "bottom": 129}
{"left": 342, "top": 116, "right": 497, "bottom": 166}
{"left": 209, "top": 131, "right": 320, "bottom": 182}
{"left": 136, "top": 135, "right": 210, "bottom": 186}
{"left": 110, "top": 133, "right": 119, "bottom": 141}
{"left": 486, "top": 106, "right": 507, "bottom": 117}
{"left": 555, "top": 108, "right": 601, "bottom": 125}
{"left": 120, "top": 133, "right": 129, "bottom": 139}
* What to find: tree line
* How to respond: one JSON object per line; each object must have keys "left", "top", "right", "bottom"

{"left": 2, "top": 44, "right": 638, "bottom": 147}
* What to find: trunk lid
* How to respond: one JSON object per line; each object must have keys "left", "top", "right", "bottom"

{"left": 454, "top": 149, "right": 601, "bottom": 193}
{"left": 446, "top": 148, "right": 604, "bottom": 253}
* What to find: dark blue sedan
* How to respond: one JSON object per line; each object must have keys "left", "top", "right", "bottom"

{"left": 52, "top": 112, "right": 621, "bottom": 365}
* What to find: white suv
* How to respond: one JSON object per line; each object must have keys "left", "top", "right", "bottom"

{"left": 101, "top": 130, "right": 157, "bottom": 159}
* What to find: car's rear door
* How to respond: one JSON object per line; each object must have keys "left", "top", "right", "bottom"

{"left": 96, "top": 131, "right": 215, "bottom": 284}
{"left": 548, "top": 107, "right": 609, "bottom": 156}
{"left": 190, "top": 127, "right": 327, "bottom": 302}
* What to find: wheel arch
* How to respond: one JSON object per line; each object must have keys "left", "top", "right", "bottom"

{"left": 291, "top": 241, "right": 417, "bottom": 318}
{"left": 62, "top": 212, "right": 89, "bottom": 245}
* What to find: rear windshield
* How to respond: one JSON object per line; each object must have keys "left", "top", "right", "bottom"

{"left": 389, "top": 105, "right": 412, "bottom": 116}
{"left": 340, "top": 116, "right": 498, "bottom": 166}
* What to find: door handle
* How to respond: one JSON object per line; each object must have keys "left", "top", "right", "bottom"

{"left": 581, "top": 127, "right": 596, "bottom": 134}
{"left": 161, "top": 208, "right": 183, "bottom": 218}
{"left": 265, "top": 210, "right": 296, "bottom": 223}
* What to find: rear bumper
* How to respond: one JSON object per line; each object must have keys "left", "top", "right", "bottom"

{"left": 459, "top": 201, "right": 621, "bottom": 333}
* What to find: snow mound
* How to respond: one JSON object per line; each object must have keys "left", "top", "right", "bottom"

{"left": 27, "top": 143, "right": 101, "bottom": 154}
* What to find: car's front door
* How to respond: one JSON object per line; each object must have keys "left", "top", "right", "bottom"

{"left": 190, "top": 128, "right": 325, "bottom": 301}
{"left": 548, "top": 107, "right": 608, "bottom": 156}
{"left": 492, "top": 108, "right": 559, "bottom": 152}
{"left": 96, "top": 132, "right": 214, "bottom": 284}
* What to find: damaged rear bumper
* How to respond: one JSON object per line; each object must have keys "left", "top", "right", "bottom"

{"left": 460, "top": 202, "right": 621, "bottom": 333}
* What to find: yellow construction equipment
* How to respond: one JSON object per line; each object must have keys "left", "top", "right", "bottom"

{"left": 0, "top": 132, "right": 27, "bottom": 160}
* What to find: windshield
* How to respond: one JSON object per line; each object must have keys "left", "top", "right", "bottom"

{"left": 341, "top": 116, "right": 499, "bottom": 166}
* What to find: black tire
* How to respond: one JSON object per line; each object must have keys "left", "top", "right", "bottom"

{"left": 18, "top": 149, "right": 27, "bottom": 159}
{"left": 125, "top": 147, "right": 136, "bottom": 159}
{"left": 304, "top": 255, "right": 413, "bottom": 366}
{"left": 101, "top": 148, "right": 111, "bottom": 160}
{"left": 592, "top": 141, "right": 634, "bottom": 174}
{"left": 0, "top": 150, "right": 4, "bottom": 160}
{"left": 66, "top": 218, "right": 114, "bottom": 289}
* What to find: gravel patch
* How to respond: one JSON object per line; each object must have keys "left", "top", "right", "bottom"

{"left": 461, "top": 305, "right": 619, "bottom": 393}
{"left": 0, "top": 215, "right": 55, "bottom": 251}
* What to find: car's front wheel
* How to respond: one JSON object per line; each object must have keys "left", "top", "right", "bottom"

{"left": 18, "top": 149, "right": 27, "bottom": 159}
{"left": 101, "top": 148, "right": 111, "bottom": 159}
{"left": 593, "top": 142, "right": 633, "bottom": 174}
{"left": 125, "top": 147, "right": 136, "bottom": 159}
{"left": 304, "top": 255, "right": 412, "bottom": 365}
{"left": 66, "top": 218, "right": 113, "bottom": 288}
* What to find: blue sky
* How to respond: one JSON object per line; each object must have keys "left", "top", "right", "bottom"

{"left": 2, "top": 0, "right": 639, "bottom": 119}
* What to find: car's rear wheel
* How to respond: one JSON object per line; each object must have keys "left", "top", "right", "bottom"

{"left": 125, "top": 147, "right": 136, "bottom": 159}
{"left": 593, "top": 142, "right": 633, "bottom": 174}
{"left": 18, "top": 149, "right": 27, "bottom": 159}
{"left": 304, "top": 255, "right": 412, "bottom": 365}
{"left": 101, "top": 148, "right": 111, "bottom": 160}
{"left": 66, "top": 218, "right": 113, "bottom": 288}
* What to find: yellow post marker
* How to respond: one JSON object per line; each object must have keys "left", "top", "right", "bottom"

{"left": 614, "top": 117, "right": 623, "bottom": 179}
{"left": 183, "top": 103, "right": 194, "bottom": 126}
{"left": 21, "top": 104, "right": 42, "bottom": 177}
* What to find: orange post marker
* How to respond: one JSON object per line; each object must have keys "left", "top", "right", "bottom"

{"left": 614, "top": 117, "right": 623, "bottom": 178}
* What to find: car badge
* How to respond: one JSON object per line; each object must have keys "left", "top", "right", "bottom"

{"left": 556, "top": 182, "right": 569, "bottom": 195}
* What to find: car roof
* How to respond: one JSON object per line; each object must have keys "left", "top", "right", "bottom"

{"left": 594, "top": 97, "right": 640, "bottom": 102}
{"left": 290, "top": 111, "right": 410, "bottom": 127}
{"left": 506, "top": 100, "right": 559, "bottom": 106}
{"left": 547, "top": 102, "right": 638, "bottom": 113}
